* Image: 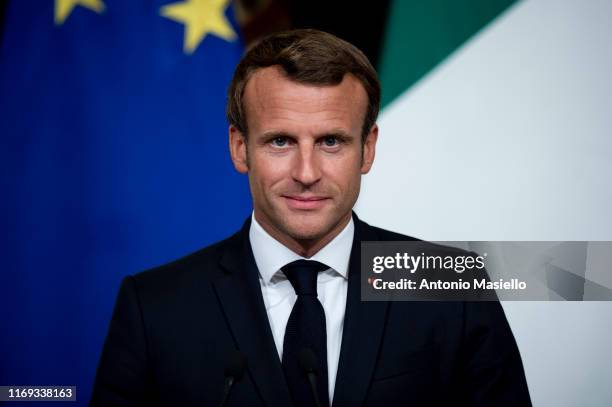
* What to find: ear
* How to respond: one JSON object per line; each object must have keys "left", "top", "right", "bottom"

{"left": 361, "top": 123, "right": 378, "bottom": 174}
{"left": 229, "top": 125, "right": 249, "bottom": 174}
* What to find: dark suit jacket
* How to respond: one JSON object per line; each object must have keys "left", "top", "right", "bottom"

{"left": 91, "top": 214, "right": 531, "bottom": 406}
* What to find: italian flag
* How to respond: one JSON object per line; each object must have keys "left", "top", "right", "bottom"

{"left": 356, "top": 1, "right": 612, "bottom": 406}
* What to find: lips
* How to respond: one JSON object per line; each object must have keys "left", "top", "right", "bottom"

{"left": 283, "top": 195, "right": 329, "bottom": 210}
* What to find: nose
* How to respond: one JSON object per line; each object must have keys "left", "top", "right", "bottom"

{"left": 291, "top": 143, "right": 322, "bottom": 186}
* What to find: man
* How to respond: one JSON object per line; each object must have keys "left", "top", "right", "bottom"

{"left": 91, "top": 29, "right": 531, "bottom": 406}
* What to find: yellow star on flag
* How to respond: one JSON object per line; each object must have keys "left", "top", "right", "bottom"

{"left": 160, "top": 0, "right": 237, "bottom": 54}
{"left": 55, "top": 0, "right": 106, "bottom": 25}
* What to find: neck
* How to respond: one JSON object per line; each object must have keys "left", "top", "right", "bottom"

{"left": 254, "top": 211, "right": 352, "bottom": 258}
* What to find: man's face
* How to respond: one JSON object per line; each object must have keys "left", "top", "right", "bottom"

{"left": 229, "top": 66, "right": 377, "bottom": 254}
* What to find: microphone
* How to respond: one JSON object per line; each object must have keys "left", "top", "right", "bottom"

{"left": 219, "top": 350, "right": 247, "bottom": 407}
{"left": 298, "top": 348, "right": 323, "bottom": 407}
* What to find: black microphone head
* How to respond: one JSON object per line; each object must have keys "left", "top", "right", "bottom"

{"left": 298, "top": 348, "right": 319, "bottom": 376}
{"left": 224, "top": 350, "right": 247, "bottom": 382}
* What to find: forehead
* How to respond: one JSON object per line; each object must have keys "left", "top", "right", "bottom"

{"left": 242, "top": 66, "right": 368, "bottom": 135}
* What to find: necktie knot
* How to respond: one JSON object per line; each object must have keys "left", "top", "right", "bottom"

{"left": 281, "top": 260, "right": 328, "bottom": 296}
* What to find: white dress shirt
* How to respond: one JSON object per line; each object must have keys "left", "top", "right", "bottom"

{"left": 249, "top": 213, "right": 353, "bottom": 404}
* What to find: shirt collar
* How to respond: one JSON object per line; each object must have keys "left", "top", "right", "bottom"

{"left": 249, "top": 212, "right": 354, "bottom": 285}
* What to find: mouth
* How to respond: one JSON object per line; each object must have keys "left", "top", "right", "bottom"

{"left": 282, "top": 195, "right": 330, "bottom": 210}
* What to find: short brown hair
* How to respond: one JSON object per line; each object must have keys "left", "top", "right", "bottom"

{"left": 226, "top": 29, "right": 380, "bottom": 141}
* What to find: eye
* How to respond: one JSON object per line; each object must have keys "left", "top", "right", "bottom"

{"left": 322, "top": 136, "right": 340, "bottom": 147}
{"left": 270, "top": 136, "right": 289, "bottom": 147}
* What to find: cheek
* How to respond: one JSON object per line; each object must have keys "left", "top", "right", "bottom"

{"left": 250, "top": 155, "right": 289, "bottom": 188}
{"left": 323, "top": 155, "right": 362, "bottom": 187}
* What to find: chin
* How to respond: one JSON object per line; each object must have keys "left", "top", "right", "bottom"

{"left": 285, "top": 223, "right": 325, "bottom": 242}
{"left": 283, "top": 216, "right": 335, "bottom": 242}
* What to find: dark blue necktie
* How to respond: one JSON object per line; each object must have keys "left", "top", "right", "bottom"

{"left": 282, "top": 260, "right": 330, "bottom": 407}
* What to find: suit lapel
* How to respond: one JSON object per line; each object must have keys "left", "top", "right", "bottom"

{"left": 213, "top": 219, "right": 293, "bottom": 407}
{"left": 332, "top": 215, "right": 390, "bottom": 407}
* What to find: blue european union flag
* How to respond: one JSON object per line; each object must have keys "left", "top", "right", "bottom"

{"left": 0, "top": 1, "right": 250, "bottom": 404}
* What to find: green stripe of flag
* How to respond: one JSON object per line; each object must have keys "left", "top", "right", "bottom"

{"left": 378, "top": 0, "right": 517, "bottom": 107}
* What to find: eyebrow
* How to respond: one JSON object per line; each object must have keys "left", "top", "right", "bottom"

{"left": 259, "top": 129, "right": 353, "bottom": 140}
